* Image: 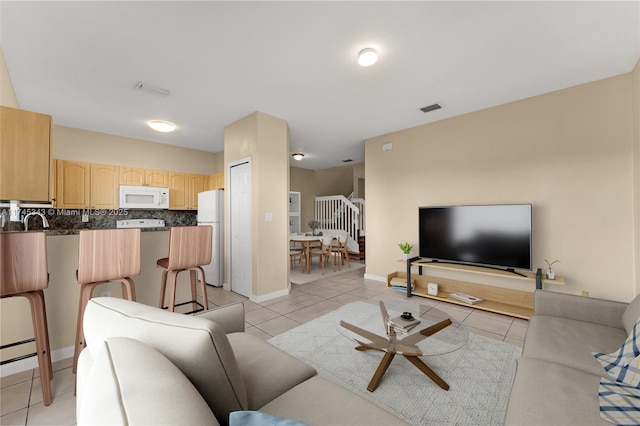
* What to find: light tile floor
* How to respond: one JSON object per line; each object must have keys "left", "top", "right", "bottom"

{"left": 0, "top": 263, "right": 528, "bottom": 425}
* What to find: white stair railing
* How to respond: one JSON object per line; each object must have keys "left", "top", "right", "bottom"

{"left": 315, "top": 195, "right": 362, "bottom": 253}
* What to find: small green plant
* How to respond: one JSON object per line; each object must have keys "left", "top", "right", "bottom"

{"left": 307, "top": 219, "right": 321, "bottom": 231}
{"left": 544, "top": 259, "right": 560, "bottom": 270}
{"left": 398, "top": 242, "right": 413, "bottom": 254}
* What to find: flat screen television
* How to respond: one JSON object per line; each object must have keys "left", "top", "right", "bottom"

{"left": 418, "top": 204, "right": 532, "bottom": 271}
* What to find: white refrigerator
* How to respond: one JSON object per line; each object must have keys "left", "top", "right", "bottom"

{"left": 197, "top": 189, "right": 224, "bottom": 287}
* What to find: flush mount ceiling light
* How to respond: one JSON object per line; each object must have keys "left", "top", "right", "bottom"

{"left": 292, "top": 153, "right": 305, "bottom": 161}
{"left": 357, "top": 48, "right": 378, "bottom": 67}
{"left": 148, "top": 120, "right": 176, "bottom": 133}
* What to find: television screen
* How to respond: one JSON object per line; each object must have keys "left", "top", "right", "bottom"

{"left": 419, "top": 204, "right": 532, "bottom": 271}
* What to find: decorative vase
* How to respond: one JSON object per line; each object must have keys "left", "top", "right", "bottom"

{"left": 401, "top": 253, "right": 410, "bottom": 261}
{"left": 547, "top": 269, "right": 555, "bottom": 280}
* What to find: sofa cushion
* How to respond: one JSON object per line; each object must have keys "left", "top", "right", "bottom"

{"left": 504, "top": 358, "right": 610, "bottom": 425}
{"left": 621, "top": 293, "right": 640, "bottom": 335}
{"left": 260, "top": 376, "right": 408, "bottom": 425}
{"left": 523, "top": 315, "right": 628, "bottom": 377}
{"left": 227, "top": 332, "right": 317, "bottom": 409}
{"left": 83, "top": 297, "right": 247, "bottom": 423}
{"left": 77, "top": 337, "right": 219, "bottom": 426}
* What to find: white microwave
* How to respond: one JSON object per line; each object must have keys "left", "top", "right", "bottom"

{"left": 119, "top": 185, "right": 169, "bottom": 210}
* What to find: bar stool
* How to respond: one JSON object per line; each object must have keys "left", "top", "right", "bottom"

{"left": 157, "top": 226, "right": 212, "bottom": 314}
{"left": 0, "top": 231, "right": 53, "bottom": 406}
{"left": 73, "top": 228, "right": 141, "bottom": 373}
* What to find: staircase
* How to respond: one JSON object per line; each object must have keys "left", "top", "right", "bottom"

{"left": 314, "top": 195, "right": 365, "bottom": 257}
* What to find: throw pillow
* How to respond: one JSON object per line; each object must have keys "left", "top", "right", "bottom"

{"left": 229, "top": 411, "right": 309, "bottom": 426}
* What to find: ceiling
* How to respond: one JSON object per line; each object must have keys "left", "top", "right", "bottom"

{"left": 1, "top": 1, "right": 639, "bottom": 170}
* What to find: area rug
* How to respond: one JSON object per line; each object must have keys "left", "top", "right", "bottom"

{"left": 289, "top": 257, "right": 365, "bottom": 285}
{"left": 268, "top": 301, "right": 521, "bottom": 425}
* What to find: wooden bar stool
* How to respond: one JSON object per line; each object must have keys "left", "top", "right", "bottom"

{"left": 157, "top": 226, "right": 212, "bottom": 314}
{"left": 73, "top": 228, "right": 141, "bottom": 373}
{"left": 0, "top": 231, "right": 53, "bottom": 406}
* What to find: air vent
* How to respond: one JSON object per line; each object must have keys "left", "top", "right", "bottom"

{"left": 342, "top": 159, "right": 353, "bottom": 163}
{"left": 420, "top": 103, "right": 442, "bottom": 113}
{"left": 134, "top": 81, "right": 171, "bottom": 96}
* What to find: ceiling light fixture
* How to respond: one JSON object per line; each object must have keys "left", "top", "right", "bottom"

{"left": 292, "top": 153, "right": 305, "bottom": 161}
{"left": 148, "top": 120, "right": 176, "bottom": 133}
{"left": 357, "top": 48, "right": 378, "bottom": 67}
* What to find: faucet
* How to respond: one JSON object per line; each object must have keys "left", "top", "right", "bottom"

{"left": 23, "top": 212, "right": 50, "bottom": 232}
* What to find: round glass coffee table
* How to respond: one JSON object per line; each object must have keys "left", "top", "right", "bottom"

{"left": 338, "top": 299, "right": 469, "bottom": 392}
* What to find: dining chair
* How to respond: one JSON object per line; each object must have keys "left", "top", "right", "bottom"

{"left": 330, "top": 232, "right": 351, "bottom": 270}
{"left": 309, "top": 236, "right": 335, "bottom": 274}
{"left": 290, "top": 240, "right": 305, "bottom": 270}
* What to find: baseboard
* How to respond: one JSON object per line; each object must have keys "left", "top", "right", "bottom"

{"left": 0, "top": 345, "right": 74, "bottom": 378}
{"left": 249, "top": 285, "right": 290, "bottom": 304}
{"left": 364, "top": 273, "right": 386, "bottom": 283}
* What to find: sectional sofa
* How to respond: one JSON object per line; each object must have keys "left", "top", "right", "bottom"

{"left": 505, "top": 290, "right": 640, "bottom": 425}
{"left": 75, "top": 297, "right": 407, "bottom": 425}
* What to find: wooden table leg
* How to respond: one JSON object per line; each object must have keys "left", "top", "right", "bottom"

{"left": 404, "top": 355, "right": 449, "bottom": 390}
{"left": 305, "top": 242, "right": 311, "bottom": 274}
{"left": 367, "top": 352, "right": 395, "bottom": 392}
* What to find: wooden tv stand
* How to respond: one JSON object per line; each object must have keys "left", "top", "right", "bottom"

{"left": 387, "top": 260, "right": 564, "bottom": 319}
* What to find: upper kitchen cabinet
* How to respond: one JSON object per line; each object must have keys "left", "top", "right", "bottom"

{"left": 145, "top": 169, "right": 169, "bottom": 187}
{"left": 168, "top": 171, "right": 188, "bottom": 210}
{"left": 119, "top": 167, "right": 145, "bottom": 186}
{"left": 90, "top": 163, "right": 119, "bottom": 209}
{"left": 208, "top": 172, "right": 224, "bottom": 190}
{"left": 169, "top": 172, "right": 208, "bottom": 210}
{"left": 0, "top": 106, "right": 53, "bottom": 202}
{"left": 56, "top": 160, "right": 90, "bottom": 208}
{"left": 120, "top": 167, "right": 169, "bottom": 187}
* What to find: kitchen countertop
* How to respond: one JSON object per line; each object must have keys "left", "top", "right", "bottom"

{"left": 0, "top": 227, "right": 171, "bottom": 236}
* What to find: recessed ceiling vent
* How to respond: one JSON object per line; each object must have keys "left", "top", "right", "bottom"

{"left": 342, "top": 159, "right": 353, "bottom": 163}
{"left": 420, "top": 103, "right": 442, "bottom": 113}
{"left": 134, "top": 81, "right": 171, "bottom": 96}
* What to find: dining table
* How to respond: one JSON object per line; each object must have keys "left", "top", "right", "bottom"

{"left": 289, "top": 235, "right": 325, "bottom": 274}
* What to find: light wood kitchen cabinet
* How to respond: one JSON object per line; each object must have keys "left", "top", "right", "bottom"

{"left": 90, "top": 164, "right": 119, "bottom": 209}
{"left": 145, "top": 169, "right": 169, "bottom": 187}
{"left": 169, "top": 172, "right": 208, "bottom": 210}
{"left": 168, "top": 172, "right": 189, "bottom": 210}
{"left": 208, "top": 172, "right": 224, "bottom": 190}
{"left": 120, "top": 167, "right": 169, "bottom": 187}
{"left": 188, "top": 174, "right": 206, "bottom": 210}
{"left": 0, "top": 106, "right": 53, "bottom": 202}
{"left": 56, "top": 160, "right": 90, "bottom": 208}
{"left": 119, "top": 167, "right": 145, "bottom": 186}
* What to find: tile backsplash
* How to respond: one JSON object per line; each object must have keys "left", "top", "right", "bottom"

{"left": 2, "top": 208, "right": 196, "bottom": 232}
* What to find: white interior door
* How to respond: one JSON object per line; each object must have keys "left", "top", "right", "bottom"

{"left": 229, "top": 161, "right": 251, "bottom": 297}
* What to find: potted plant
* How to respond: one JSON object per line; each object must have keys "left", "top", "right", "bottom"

{"left": 398, "top": 242, "right": 414, "bottom": 260}
{"left": 307, "top": 219, "right": 321, "bottom": 236}
{"left": 544, "top": 258, "right": 560, "bottom": 280}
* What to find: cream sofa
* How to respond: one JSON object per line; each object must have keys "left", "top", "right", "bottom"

{"left": 505, "top": 290, "right": 640, "bottom": 425}
{"left": 76, "top": 297, "right": 407, "bottom": 426}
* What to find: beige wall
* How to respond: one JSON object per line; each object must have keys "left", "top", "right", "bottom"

{"left": 365, "top": 73, "right": 636, "bottom": 302}
{"left": 54, "top": 125, "right": 222, "bottom": 174}
{"left": 0, "top": 47, "right": 18, "bottom": 108}
{"left": 224, "top": 112, "right": 289, "bottom": 299}
{"left": 290, "top": 163, "right": 362, "bottom": 232}
{"left": 633, "top": 58, "right": 640, "bottom": 295}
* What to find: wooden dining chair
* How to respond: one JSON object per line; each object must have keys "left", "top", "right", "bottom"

{"left": 74, "top": 228, "right": 141, "bottom": 373}
{"left": 330, "top": 232, "right": 351, "bottom": 270}
{"left": 157, "top": 225, "right": 212, "bottom": 314}
{"left": 289, "top": 240, "right": 306, "bottom": 270}
{"left": 309, "top": 236, "right": 335, "bottom": 274}
{"left": 1, "top": 232, "right": 53, "bottom": 405}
